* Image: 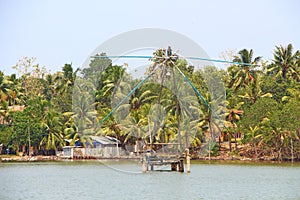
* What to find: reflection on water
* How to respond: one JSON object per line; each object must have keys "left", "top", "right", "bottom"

{"left": 0, "top": 160, "right": 299, "bottom": 200}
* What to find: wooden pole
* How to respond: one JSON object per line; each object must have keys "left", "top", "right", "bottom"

{"left": 28, "top": 119, "right": 31, "bottom": 156}
{"left": 171, "top": 163, "right": 177, "bottom": 171}
{"left": 291, "top": 138, "right": 294, "bottom": 163}
{"left": 178, "top": 159, "right": 184, "bottom": 172}
{"left": 148, "top": 115, "right": 152, "bottom": 152}
{"left": 186, "top": 148, "right": 191, "bottom": 173}
{"left": 142, "top": 156, "right": 147, "bottom": 173}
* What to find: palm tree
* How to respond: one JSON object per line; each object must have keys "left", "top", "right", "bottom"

{"left": 42, "top": 74, "right": 56, "bottom": 101}
{"left": 0, "top": 101, "right": 10, "bottom": 124}
{"left": 267, "top": 44, "right": 300, "bottom": 81}
{"left": 120, "top": 108, "right": 148, "bottom": 151}
{"left": 55, "top": 64, "right": 78, "bottom": 91}
{"left": 282, "top": 87, "right": 300, "bottom": 102}
{"left": 197, "top": 91, "right": 226, "bottom": 157}
{"left": 110, "top": 83, "right": 157, "bottom": 146}
{"left": 95, "top": 66, "right": 127, "bottom": 107}
{"left": 40, "top": 108, "right": 64, "bottom": 151}
{"left": 228, "top": 49, "right": 262, "bottom": 90}
{"left": 54, "top": 64, "right": 78, "bottom": 109}
{"left": 147, "top": 48, "right": 175, "bottom": 150}
{"left": 224, "top": 101, "right": 244, "bottom": 151}
{"left": 0, "top": 71, "right": 9, "bottom": 103}
{"left": 243, "top": 126, "right": 263, "bottom": 159}
{"left": 96, "top": 106, "right": 123, "bottom": 151}
{"left": 71, "top": 78, "right": 97, "bottom": 145}
{"left": 162, "top": 71, "right": 201, "bottom": 150}
{"left": 238, "top": 76, "right": 272, "bottom": 104}
{"left": 6, "top": 74, "right": 23, "bottom": 106}
{"left": 63, "top": 113, "right": 79, "bottom": 146}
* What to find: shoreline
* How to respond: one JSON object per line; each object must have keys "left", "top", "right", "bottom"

{"left": 1, "top": 155, "right": 299, "bottom": 163}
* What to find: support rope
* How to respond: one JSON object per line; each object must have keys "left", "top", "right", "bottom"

{"left": 91, "top": 55, "right": 257, "bottom": 66}
{"left": 96, "top": 53, "right": 233, "bottom": 131}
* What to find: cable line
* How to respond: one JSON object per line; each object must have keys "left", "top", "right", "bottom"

{"left": 91, "top": 55, "right": 258, "bottom": 66}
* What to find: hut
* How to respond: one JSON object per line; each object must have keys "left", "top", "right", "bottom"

{"left": 86, "top": 135, "right": 123, "bottom": 158}
{"left": 62, "top": 135, "right": 125, "bottom": 159}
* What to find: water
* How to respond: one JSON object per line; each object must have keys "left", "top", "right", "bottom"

{"left": 0, "top": 160, "right": 299, "bottom": 199}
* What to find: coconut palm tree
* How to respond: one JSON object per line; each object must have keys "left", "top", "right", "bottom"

{"left": 197, "top": 90, "right": 226, "bottom": 157}
{"left": 146, "top": 48, "right": 176, "bottom": 150}
{"left": 162, "top": 72, "right": 201, "bottom": 150}
{"left": 96, "top": 106, "right": 123, "bottom": 154}
{"left": 120, "top": 108, "right": 148, "bottom": 150}
{"left": 0, "top": 101, "right": 10, "bottom": 125}
{"left": 228, "top": 49, "right": 262, "bottom": 90}
{"left": 243, "top": 126, "right": 263, "bottom": 159}
{"left": 224, "top": 100, "right": 244, "bottom": 151}
{"left": 267, "top": 44, "right": 300, "bottom": 81}
{"left": 40, "top": 108, "right": 64, "bottom": 150}
{"left": 55, "top": 64, "right": 78, "bottom": 92}
{"left": 238, "top": 76, "right": 272, "bottom": 104}
{"left": 6, "top": 74, "right": 23, "bottom": 106}
{"left": 0, "top": 71, "right": 9, "bottom": 103}
{"left": 70, "top": 78, "right": 97, "bottom": 146}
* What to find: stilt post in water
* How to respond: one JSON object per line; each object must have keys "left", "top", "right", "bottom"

{"left": 186, "top": 148, "right": 191, "bottom": 173}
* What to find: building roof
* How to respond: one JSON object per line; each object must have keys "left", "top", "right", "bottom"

{"left": 90, "top": 136, "right": 121, "bottom": 145}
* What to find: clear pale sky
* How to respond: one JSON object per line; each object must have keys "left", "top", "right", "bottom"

{"left": 1, "top": 0, "right": 299, "bottom": 74}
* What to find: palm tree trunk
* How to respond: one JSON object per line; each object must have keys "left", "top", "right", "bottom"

{"left": 234, "top": 132, "right": 237, "bottom": 151}
{"left": 253, "top": 140, "right": 258, "bottom": 159}
{"left": 232, "top": 122, "right": 238, "bottom": 151}
{"left": 229, "top": 133, "right": 232, "bottom": 152}
{"left": 209, "top": 124, "right": 213, "bottom": 160}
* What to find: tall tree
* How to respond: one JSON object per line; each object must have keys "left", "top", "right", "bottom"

{"left": 40, "top": 108, "right": 64, "bottom": 151}
{"left": 267, "top": 44, "right": 300, "bottom": 81}
{"left": 6, "top": 74, "right": 22, "bottom": 106}
{"left": 55, "top": 64, "right": 78, "bottom": 112}
{"left": 0, "top": 71, "right": 9, "bottom": 103}
{"left": 228, "top": 49, "right": 262, "bottom": 90}
{"left": 238, "top": 76, "right": 272, "bottom": 104}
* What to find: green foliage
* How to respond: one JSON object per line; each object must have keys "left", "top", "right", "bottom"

{"left": 239, "top": 98, "right": 279, "bottom": 129}
{"left": 280, "top": 100, "right": 300, "bottom": 132}
{"left": 11, "top": 109, "right": 45, "bottom": 151}
{"left": 260, "top": 76, "right": 289, "bottom": 102}
{"left": 82, "top": 53, "right": 112, "bottom": 82}
{"left": 0, "top": 45, "right": 299, "bottom": 159}
{"left": 267, "top": 44, "right": 300, "bottom": 81}
{"left": 0, "top": 124, "right": 13, "bottom": 147}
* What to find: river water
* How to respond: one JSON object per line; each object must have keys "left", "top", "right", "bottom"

{"left": 0, "top": 160, "right": 299, "bottom": 199}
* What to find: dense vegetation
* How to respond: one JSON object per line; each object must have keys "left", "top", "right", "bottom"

{"left": 0, "top": 44, "right": 299, "bottom": 161}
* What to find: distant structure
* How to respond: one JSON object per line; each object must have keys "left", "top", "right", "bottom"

{"left": 61, "top": 135, "right": 125, "bottom": 159}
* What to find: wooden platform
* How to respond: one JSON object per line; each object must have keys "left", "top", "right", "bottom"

{"left": 142, "top": 155, "right": 185, "bottom": 172}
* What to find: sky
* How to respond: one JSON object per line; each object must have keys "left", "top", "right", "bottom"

{"left": 0, "top": 0, "right": 300, "bottom": 75}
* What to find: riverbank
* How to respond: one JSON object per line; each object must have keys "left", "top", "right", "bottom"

{"left": 195, "top": 156, "right": 299, "bottom": 162}
{"left": 0, "top": 155, "right": 141, "bottom": 162}
{"left": 0, "top": 155, "right": 60, "bottom": 162}
{"left": 1, "top": 154, "right": 299, "bottom": 162}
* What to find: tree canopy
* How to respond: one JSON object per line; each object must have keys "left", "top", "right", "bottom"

{"left": 0, "top": 44, "right": 299, "bottom": 160}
